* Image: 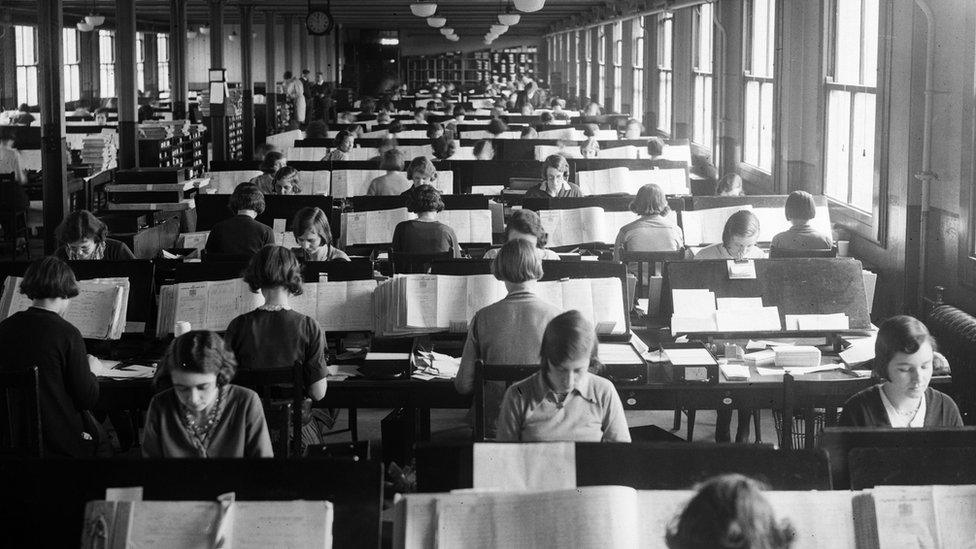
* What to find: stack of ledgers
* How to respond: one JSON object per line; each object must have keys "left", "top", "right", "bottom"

{"left": 773, "top": 345, "right": 822, "bottom": 368}
{"left": 81, "top": 130, "right": 118, "bottom": 172}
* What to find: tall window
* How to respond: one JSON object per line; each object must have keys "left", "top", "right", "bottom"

{"left": 656, "top": 14, "right": 673, "bottom": 133}
{"left": 824, "top": 0, "right": 879, "bottom": 211}
{"left": 584, "top": 30, "right": 592, "bottom": 101}
{"left": 14, "top": 26, "right": 38, "bottom": 107}
{"left": 632, "top": 17, "right": 645, "bottom": 121}
{"left": 612, "top": 21, "right": 623, "bottom": 112}
{"left": 136, "top": 33, "right": 145, "bottom": 92}
{"left": 692, "top": 3, "right": 714, "bottom": 148}
{"left": 99, "top": 30, "right": 116, "bottom": 98}
{"left": 62, "top": 28, "right": 82, "bottom": 102}
{"left": 597, "top": 27, "right": 606, "bottom": 107}
{"left": 157, "top": 34, "right": 170, "bottom": 92}
{"left": 743, "top": 0, "right": 776, "bottom": 171}
{"left": 574, "top": 30, "right": 581, "bottom": 98}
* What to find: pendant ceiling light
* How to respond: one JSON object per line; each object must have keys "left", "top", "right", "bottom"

{"left": 84, "top": 0, "right": 104, "bottom": 27}
{"left": 76, "top": 21, "right": 95, "bottom": 32}
{"left": 490, "top": 24, "right": 509, "bottom": 34}
{"left": 498, "top": 13, "right": 520, "bottom": 26}
{"left": 447, "top": 34, "right": 459, "bottom": 42}
{"left": 228, "top": 31, "right": 237, "bottom": 41}
{"left": 426, "top": 16, "right": 447, "bottom": 27}
{"left": 513, "top": 0, "right": 544, "bottom": 12}
{"left": 439, "top": 27, "right": 454, "bottom": 35}
{"left": 199, "top": 24, "right": 210, "bottom": 35}
{"left": 409, "top": 2, "right": 438, "bottom": 17}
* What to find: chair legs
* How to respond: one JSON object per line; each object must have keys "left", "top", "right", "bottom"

{"left": 348, "top": 407, "right": 358, "bottom": 442}
{"left": 753, "top": 410, "right": 763, "bottom": 443}
{"left": 672, "top": 408, "right": 682, "bottom": 430}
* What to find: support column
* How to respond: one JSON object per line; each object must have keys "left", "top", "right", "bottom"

{"left": 144, "top": 32, "right": 159, "bottom": 94}
{"left": 78, "top": 30, "right": 97, "bottom": 104}
{"left": 37, "top": 0, "right": 68, "bottom": 254}
{"left": 116, "top": 0, "right": 139, "bottom": 169}
{"left": 284, "top": 17, "right": 294, "bottom": 75}
{"left": 264, "top": 11, "right": 278, "bottom": 135}
{"left": 300, "top": 26, "right": 309, "bottom": 74}
{"left": 169, "top": 0, "right": 189, "bottom": 119}
{"left": 240, "top": 4, "right": 255, "bottom": 160}
{"left": 209, "top": 0, "right": 227, "bottom": 162}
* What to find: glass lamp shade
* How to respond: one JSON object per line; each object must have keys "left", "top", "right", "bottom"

{"left": 199, "top": 25, "right": 210, "bottom": 35}
{"left": 84, "top": 14, "right": 105, "bottom": 26}
{"left": 439, "top": 27, "right": 454, "bottom": 35}
{"left": 490, "top": 24, "right": 509, "bottom": 34}
{"left": 513, "top": 0, "right": 545, "bottom": 12}
{"left": 498, "top": 13, "right": 520, "bottom": 26}
{"left": 426, "top": 16, "right": 447, "bottom": 28}
{"left": 76, "top": 21, "right": 94, "bottom": 32}
{"left": 410, "top": 3, "right": 438, "bottom": 17}
{"left": 446, "top": 34, "right": 459, "bottom": 41}
{"left": 228, "top": 32, "right": 237, "bottom": 41}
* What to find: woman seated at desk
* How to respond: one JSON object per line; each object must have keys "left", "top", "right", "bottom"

{"left": 54, "top": 210, "right": 135, "bottom": 261}
{"left": 366, "top": 149, "right": 410, "bottom": 196}
{"left": 0, "top": 127, "right": 27, "bottom": 184}
{"left": 483, "top": 209, "right": 561, "bottom": 261}
{"left": 392, "top": 184, "right": 461, "bottom": 258}
{"left": 666, "top": 474, "right": 795, "bottom": 549}
{"left": 839, "top": 315, "right": 962, "bottom": 428}
{"left": 770, "top": 190, "right": 833, "bottom": 252}
{"left": 142, "top": 330, "right": 273, "bottom": 458}
{"left": 524, "top": 154, "right": 583, "bottom": 199}
{"left": 321, "top": 130, "right": 355, "bottom": 161}
{"left": 271, "top": 166, "right": 301, "bottom": 195}
{"left": 291, "top": 206, "right": 350, "bottom": 262}
{"left": 613, "top": 183, "right": 685, "bottom": 262}
{"left": 204, "top": 183, "right": 275, "bottom": 257}
{"left": 693, "top": 210, "right": 765, "bottom": 260}
{"left": 249, "top": 150, "right": 287, "bottom": 195}
{"left": 400, "top": 156, "right": 441, "bottom": 198}
{"left": 0, "top": 257, "right": 108, "bottom": 457}
{"left": 496, "top": 310, "right": 631, "bottom": 442}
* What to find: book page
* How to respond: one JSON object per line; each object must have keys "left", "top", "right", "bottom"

{"left": 716, "top": 297, "right": 765, "bottom": 310}
{"left": 559, "top": 279, "right": 595, "bottom": 323}
{"left": 661, "top": 144, "right": 692, "bottom": 166}
{"left": 588, "top": 278, "right": 627, "bottom": 334}
{"left": 635, "top": 490, "right": 695, "bottom": 549}
{"left": 369, "top": 208, "right": 415, "bottom": 245}
{"left": 434, "top": 486, "right": 640, "bottom": 549}
{"left": 235, "top": 501, "right": 332, "bottom": 549}
{"left": 437, "top": 210, "right": 491, "bottom": 244}
{"left": 465, "top": 275, "right": 507, "bottom": 320}
{"left": 638, "top": 168, "right": 690, "bottom": 195}
{"left": 680, "top": 205, "right": 752, "bottom": 246}
{"left": 671, "top": 289, "right": 716, "bottom": 314}
{"left": 297, "top": 170, "right": 331, "bottom": 195}
{"left": 764, "top": 491, "right": 857, "bottom": 549}
{"left": 715, "top": 306, "right": 782, "bottom": 332}
{"left": 1, "top": 276, "right": 33, "bottom": 318}
{"left": 127, "top": 500, "right": 215, "bottom": 549}
{"left": 577, "top": 207, "right": 608, "bottom": 244}
{"left": 932, "top": 485, "right": 976, "bottom": 548}
{"left": 62, "top": 282, "right": 123, "bottom": 339}
{"left": 538, "top": 210, "right": 569, "bottom": 247}
{"left": 605, "top": 211, "right": 641, "bottom": 242}
{"left": 291, "top": 282, "right": 319, "bottom": 320}
{"left": 394, "top": 495, "right": 440, "bottom": 549}
{"left": 205, "top": 279, "right": 245, "bottom": 331}
{"left": 434, "top": 275, "right": 468, "bottom": 328}
{"left": 86, "top": 277, "right": 131, "bottom": 337}
{"left": 753, "top": 206, "right": 832, "bottom": 243}
{"left": 473, "top": 442, "right": 576, "bottom": 491}
{"left": 344, "top": 279, "right": 377, "bottom": 331}
{"left": 535, "top": 281, "right": 566, "bottom": 310}
{"left": 178, "top": 231, "right": 210, "bottom": 251}
{"left": 404, "top": 275, "right": 439, "bottom": 329}
{"left": 870, "top": 486, "right": 940, "bottom": 549}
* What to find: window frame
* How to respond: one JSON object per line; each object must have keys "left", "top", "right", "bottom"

{"left": 742, "top": 0, "right": 776, "bottom": 173}
{"left": 632, "top": 17, "right": 646, "bottom": 122}
{"left": 136, "top": 32, "right": 146, "bottom": 93}
{"left": 656, "top": 13, "right": 674, "bottom": 135}
{"left": 62, "top": 27, "right": 82, "bottom": 103}
{"left": 597, "top": 26, "right": 607, "bottom": 107}
{"left": 612, "top": 21, "right": 623, "bottom": 112}
{"left": 99, "top": 29, "right": 116, "bottom": 98}
{"left": 691, "top": 3, "right": 714, "bottom": 150}
{"left": 157, "top": 33, "right": 171, "bottom": 93}
{"left": 14, "top": 25, "right": 39, "bottom": 107}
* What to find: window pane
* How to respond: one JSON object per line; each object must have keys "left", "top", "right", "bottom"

{"left": 694, "top": 76, "right": 705, "bottom": 142}
{"left": 744, "top": 81, "right": 760, "bottom": 166}
{"left": 700, "top": 3, "right": 713, "bottom": 72}
{"left": 16, "top": 67, "right": 27, "bottom": 107}
{"left": 27, "top": 67, "right": 38, "bottom": 106}
{"left": 825, "top": 89, "right": 852, "bottom": 202}
{"left": 850, "top": 92, "right": 876, "bottom": 210}
{"left": 861, "top": 0, "right": 879, "bottom": 87}
{"left": 834, "top": 0, "right": 861, "bottom": 83}
{"left": 759, "top": 81, "right": 774, "bottom": 170}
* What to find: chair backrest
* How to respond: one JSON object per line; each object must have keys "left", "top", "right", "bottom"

{"left": 0, "top": 367, "right": 42, "bottom": 458}
{"left": 232, "top": 366, "right": 304, "bottom": 457}
{"left": 768, "top": 247, "right": 838, "bottom": 259}
{"left": 389, "top": 250, "right": 454, "bottom": 274}
{"left": 473, "top": 361, "right": 539, "bottom": 441}
{"left": 781, "top": 373, "right": 875, "bottom": 449}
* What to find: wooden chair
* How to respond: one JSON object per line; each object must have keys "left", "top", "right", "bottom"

{"left": 768, "top": 247, "right": 838, "bottom": 259}
{"left": 389, "top": 250, "right": 454, "bottom": 274}
{"left": 0, "top": 367, "right": 42, "bottom": 457}
{"left": 780, "top": 372, "right": 875, "bottom": 450}
{"left": 473, "top": 360, "right": 538, "bottom": 441}
{"left": 233, "top": 366, "right": 304, "bottom": 457}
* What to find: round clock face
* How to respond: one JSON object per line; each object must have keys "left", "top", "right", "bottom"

{"left": 306, "top": 11, "right": 332, "bottom": 34}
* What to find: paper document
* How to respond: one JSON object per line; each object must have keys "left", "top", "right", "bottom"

{"left": 473, "top": 443, "right": 576, "bottom": 491}
{"left": 671, "top": 289, "right": 716, "bottom": 313}
{"left": 597, "top": 343, "right": 644, "bottom": 365}
{"left": 716, "top": 297, "right": 764, "bottom": 310}
{"left": 720, "top": 363, "right": 751, "bottom": 381}
{"left": 663, "top": 348, "right": 717, "bottom": 366}
{"left": 715, "top": 306, "right": 782, "bottom": 332}
{"left": 727, "top": 259, "right": 757, "bottom": 279}
{"left": 784, "top": 313, "right": 850, "bottom": 331}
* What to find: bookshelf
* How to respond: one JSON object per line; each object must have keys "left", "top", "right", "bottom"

{"left": 137, "top": 123, "right": 209, "bottom": 180}
{"left": 404, "top": 47, "right": 538, "bottom": 91}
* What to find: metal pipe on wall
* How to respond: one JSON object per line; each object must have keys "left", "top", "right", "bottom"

{"left": 914, "top": 0, "right": 938, "bottom": 313}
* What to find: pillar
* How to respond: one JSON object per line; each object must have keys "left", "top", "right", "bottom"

{"left": 209, "top": 0, "right": 227, "bottom": 162}
{"left": 116, "top": 0, "right": 139, "bottom": 169}
{"left": 169, "top": 0, "right": 189, "bottom": 119}
{"left": 264, "top": 11, "right": 278, "bottom": 135}
{"left": 37, "top": 0, "right": 68, "bottom": 253}
{"left": 240, "top": 4, "right": 255, "bottom": 160}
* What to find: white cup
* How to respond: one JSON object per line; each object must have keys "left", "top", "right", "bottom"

{"left": 174, "top": 321, "right": 192, "bottom": 337}
{"left": 837, "top": 240, "right": 850, "bottom": 257}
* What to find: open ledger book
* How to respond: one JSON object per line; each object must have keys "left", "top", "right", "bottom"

{"left": 853, "top": 484, "right": 976, "bottom": 549}
{"left": 680, "top": 204, "right": 833, "bottom": 245}
{"left": 81, "top": 499, "right": 333, "bottom": 549}
{"left": 394, "top": 485, "right": 864, "bottom": 549}
{"left": 340, "top": 207, "right": 492, "bottom": 246}
{"left": 0, "top": 275, "right": 129, "bottom": 339}
{"left": 576, "top": 167, "right": 689, "bottom": 196}
{"left": 373, "top": 274, "right": 627, "bottom": 336}
{"left": 331, "top": 170, "right": 453, "bottom": 198}
{"left": 537, "top": 207, "right": 644, "bottom": 247}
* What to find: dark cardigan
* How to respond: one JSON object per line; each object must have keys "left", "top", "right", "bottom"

{"left": 838, "top": 385, "right": 963, "bottom": 427}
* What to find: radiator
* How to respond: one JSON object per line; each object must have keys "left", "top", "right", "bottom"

{"left": 927, "top": 304, "right": 976, "bottom": 424}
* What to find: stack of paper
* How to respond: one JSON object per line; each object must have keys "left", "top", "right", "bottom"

{"left": 671, "top": 291, "right": 781, "bottom": 333}
{"left": 784, "top": 313, "right": 850, "bottom": 331}
{"left": 773, "top": 345, "right": 822, "bottom": 368}
{"left": 81, "top": 130, "right": 118, "bottom": 171}
{"left": 743, "top": 349, "right": 776, "bottom": 367}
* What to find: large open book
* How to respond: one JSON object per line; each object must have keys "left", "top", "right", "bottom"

{"left": 577, "top": 167, "right": 689, "bottom": 196}
{"left": 340, "top": 207, "right": 491, "bottom": 246}
{"left": 296, "top": 170, "right": 332, "bottom": 195}
{"left": 0, "top": 275, "right": 129, "bottom": 339}
{"left": 681, "top": 205, "right": 833, "bottom": 246}
{"left": 82, "top": 499, "right": 332, "bottom": 549}
{"left": 290, "top": 279, "right": 377, "bottom": 332}
{"left": 537, "top": 207, "right": 642, "bottom": 247}
{"left": 331, "top": 170, "right": 454, "bottom": 198}
{"left": 394, "top": 485, "right": 860, "bottom": 549}
{"left": 155, "top": 278, "right": 264, "bottom": 336}
{"left": 373, "top": 274, "right": 627, "bottom": 336}
{"left": 853, "top": 485, "right": 976, "bottom": 549}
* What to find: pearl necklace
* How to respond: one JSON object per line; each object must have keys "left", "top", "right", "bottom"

{"left": 180, "top": 388, "right": 225, "bottom": 450}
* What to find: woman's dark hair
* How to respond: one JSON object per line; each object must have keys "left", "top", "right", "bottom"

{"left": 272, "top": 166, "right": 301, "bottom": 193}
{"left": 665, "top": 474, "right": 795, "bottom": 549}
{"left": 540, "top": 310, "right": 598, "bottom": 370}
{"left": 292, "top": 206, "right": 333, "bottom": 246}
{"left": 305, "top": 120, "right": 329, "bottom": 139}
{"left": 432, "top": 136, "right": 456, "bottom": 160}
{"left": 0, "top": 127, "right": 16, "bottom": 144}
{"left": 407, "top": 156, "right": 437, "bottom": 181}
{"left": 491, "top": 238, "right": 543, "bottom": 284}
{"left": 505, "top": 209, "right": 549, "bottom": 248}
{"left": 155, "top": 331, "right": 237, "bottom": 388}
{"left": 19, "top": 256, "right": 79, "bottom": 300}
{"left": 283, "top": 71, "right": 293, "bottom": 79}
{"left": 487, "top": 118, "right": 508, "bottom": 136}
{"left": 259, "top": 150, "right": 285, "bottom": 174}
{"left": 541, "top": 154, "right": 570, "bottom": 180}
{"left": 473, "top": 139, "right": 494, "bottom": 159}
{"left": 406, "top": 184, "right": 444, "bottom": 213}
{"left": 376, "top": 136, "right": 398, "bottom": 154}
{"left": 721, "top": 210, "right": 760, "bottom": 247}
{"left": 692, "top": 154, "right": 719, "bottom": 180}
{"left": 647, "top": 137, "right": 665, "bottom": 157}
{"left": 630, "top": 183, "right": 671, "bottom": 217}
{"left": 18, "top": 103, "right": 29, "bottom": 112}
{"left": 56, "top": 210, "right": 107, "bottom": 245}
{"left": 452, "top": 105, "right": 465, "bottom": 117}
{"left": 228, "top": 182, "right": 266, "bottom": 214}
{"left": 873, "top": 315, "right": 937, "bottom": 380}
{"left": 414, "top": 106, "right": 428, "bottom": 119}
{"left": 333, "top": 130, "right": 353, "bottom": 149}
{"left": 243, "top": 244, "right": 304, "bottom": 294}
{"left": 539, "top": 111, "right": 553, "bottom": 124}
{"left": 388, "top": 120, "right": 403, "bottom": 134}
{"left": 379, "top": 148, "right": 406, "bottom": 171}
{"left": 784, "top": 190, "right": 817, "bottom": 222}
{"left": 521, "top": 126, "right": 539, "bottom": 138}
{"left": 427, "top": 122, "right": 445, "bottom": 139}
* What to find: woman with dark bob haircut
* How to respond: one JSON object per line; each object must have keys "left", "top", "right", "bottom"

{"left": 291, "top": 206, "right": 350, "bottom": 262}
{"left": 613, "top": 183, "right": 685, "bottom": 262}
{"left": 224, "top": 245, "right": 329, "bottom": 403}
{"left": 496, "top": 310, "right": 630, "bottom": 442}
{"left": 249, "top": 150, "right": 287, "bottom": 194}
{"left": 483, "top": 209, "right": 560, "bottom": 261}
{"left": 142, "top": 330, "right": 273, "bottom": 458}
{"left": 0, "top": 256, "right": 107, "bottom": 457}
{"left": 770, "top": 190, "right": 833, "bottom": 252}
{"left": 666, "top": 474, "right": 795, "bottom": 549}
{"left": 204, "top": 183, "right": 275, "bottom": 257}
{"left": 55, "top": 210, "right": 135, "bottom": 261}
{"left": 839, "top": 315, "right": 961, "bottom": 427}
{"left": 456, "top": 240, "right": 562, "bottom": 435}
{"left": 392, "top": 184, "right": 461, "bottom": 257}
{"left": 321, "top": 129, "right": 355, "bottom": 161}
